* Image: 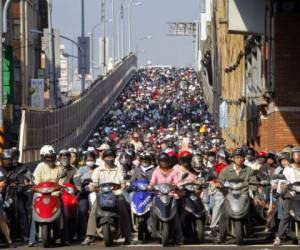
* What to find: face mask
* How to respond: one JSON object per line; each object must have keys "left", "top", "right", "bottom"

{"left": 61, "top": 159, "right": 69, "bottom": 167}
{"left": 86, "top": 161, "right": 95, "bottom": 168}
{"left": 105, "top": 159, "right": 115, "bottom": 167}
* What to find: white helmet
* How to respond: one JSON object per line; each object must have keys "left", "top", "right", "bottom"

{"left": 68, "top": 147, "right": 77, "bottom": 154}
{"left": 40, "top": 145, "right": 56, "bottom": 157}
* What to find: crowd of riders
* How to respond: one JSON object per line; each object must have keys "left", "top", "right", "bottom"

{"left": 0, "top": 67, "right": 299, "bottom": 247}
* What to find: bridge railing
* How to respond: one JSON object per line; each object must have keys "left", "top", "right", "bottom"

{"left": 18, "top": 54, "right": 137, "bottom": 163}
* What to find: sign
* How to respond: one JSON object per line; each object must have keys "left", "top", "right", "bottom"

{"left": 78, "top": 36, "right": 90, "bottom": 75}
{"left": 228, "top": 0, "right": 266, "bottom": 35}
{"left": 31, "top": 79, "right": 45, "bottom": 109}
{"left": 219, "top": 101, "right": 228, "bottom": 128}
{"left": 168, "top": 22, "right": 196, "bottom": 36}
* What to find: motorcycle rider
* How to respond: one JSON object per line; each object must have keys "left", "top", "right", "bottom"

{"left": 81, "top": 149, "right": 133, "bottom": 245}
{"left": 260, "top": 152, "right": 277, "bottom": 179}
{"left": 273, "top": 147, "right": 300, "bottom": 246}
{"left": 29, "top": 145, "right": 64, "bottom": 247}
{"left": 275, "top": 152, "right": 291, "bottom": 175}
{"left": 217, "top": 148, "right": 259, "bottom": 243}
{"left": 74, "top": 151, "right": 98, "bottom": 240}
{"left": 95, "top": 143, "right": 110, "bottom": 167}
{"left": 68, "top": 148, "right": 80, "bottom": 169}
{"left": 148, "top": 152, "right": 183, "bottom": 245}
{"left": 58, "top": 149, "right": 78, "bottom": 184}
{"left": 244, "top": 148, "right": 261, "bottom": 171}
{"left": 0, "top": 172, "right": 14, "bottom": 248}
{"left": 130, "top": 152, "right": 155, "bottom": 182}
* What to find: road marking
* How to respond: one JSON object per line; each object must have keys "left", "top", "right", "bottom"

{"left": 126, "top": 244, "right": 299, "bottom": 248}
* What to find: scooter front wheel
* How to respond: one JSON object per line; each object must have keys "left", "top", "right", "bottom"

{"left": 161, "top": 222, "right": 169, "bottom": 247}
{"left": 234, "top": 220, "right": 243, "bottom": 245}
{"left": 41, "top": 224, "right": 51, "bottom": 248}
{"left": 195, "top": 219, "right": 204, "bottom": 242}
{"left": 103, "top": 224, "right": 113, "bottom": 247}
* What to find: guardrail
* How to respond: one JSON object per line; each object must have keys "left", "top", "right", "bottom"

{"left": 18, "top": 54, "right": 137, "bottom": 163}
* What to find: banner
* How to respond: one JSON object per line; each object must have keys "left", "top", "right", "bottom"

{"left": 31, "top": 79, "right": 45, "bottom": 109}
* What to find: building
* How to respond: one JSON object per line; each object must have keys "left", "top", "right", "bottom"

{"left": 3, "top": 0, "right": 48, "bottom": 145}
{"left": 199, "top": 0, "right": 300, "bottom": 151}
{"left": 59, "top": 45, "right": 69, "bottom": 95}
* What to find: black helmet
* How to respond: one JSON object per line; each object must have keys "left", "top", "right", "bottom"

{"left": 277, "top": 152, "right": 290, "bottom": 163}
{"left": 232, "top": 148, "right": 245, "bottom": 157}
{"left": 102, "top": 149, "right": 116, "bottom": 158}
{"left": 216, "top": 149, "right": 229, "bottom": 160}
{"left": 84, "top": 151, "right": 96, "bottom": 160}
{"left": 266, "top": 152, "right": 276, "bottom": 161}
{"left": 158, "top": 152, "right": 170, "bottom": 162}
{"left": 245, "top": 148, "right": 256, "bottom": 157}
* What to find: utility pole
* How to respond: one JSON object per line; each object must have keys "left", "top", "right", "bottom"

{"left": 111, "top": 0, "right": 115, "bottom": 64}
{"left": 47, "top": 0, "right": 56, "bottom": 108}
{"left": 121, "top": 1, "right": 124, "bottom": 58}
{"left": 81, "top": 0, "right": 85, "bottom": 92}
{"left": 0, "top": 0, "right": 4, "bottom": 153}
{"left": 101, "top": 0, "right": 106, "bottom": 74}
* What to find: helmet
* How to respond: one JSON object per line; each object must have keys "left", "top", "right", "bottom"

{"left": 158, "top": 152, "right": 170, "bottom": 162}
{"left": 266, "top": 152, "right": 276, "bottom": 161}
{"left": 216, "top": 149, "right": 229, "bottom": 160}
{"left": 84, "top": 151, "right": 96, "bottom": 160}
{"left": 58, "top": 149, "right": 71, "bottom": 158}
{"left": 232, "top": 148, "right": 245, "bottom": 157}
{"left": 245, "top": 148, "right": 256, "bottom": 157}
{"left": 68, "top": 147, "right": 77, "bottom": 154}
{"left": 178, "top": 150, "right": 192, "bottom": 159}
{"left": 97, "top": 143, "right": 110, "bottom": 151}
{"left": 1, "top": 149, "right": 12, "bottom": 160}
{"left": 258, "top": 151, "right": 267, "bottom": 158}
{"left": 292, "top": 147, "right": 300, "bottom": 154}
{"left": 277, "top": 152, "right": 290, "bottom": 163}
{"left": 102, "top": 149, "right": 116, "bottom": 158}
{"left": 140, "top": 152, "right": 151, "bottom": 161}
{"left": 40, "top": 145, "right": 56, "bottom": 157}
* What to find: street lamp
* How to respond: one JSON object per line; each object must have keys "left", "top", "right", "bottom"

{"left": 128, "top": 0, "right": 142, "bottom": 53}
{"left": 136, "top": 35, "right": 152, "bottom": 55}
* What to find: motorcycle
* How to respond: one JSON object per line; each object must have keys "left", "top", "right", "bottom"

{"left": 96, "top": 182, "right": 122, "bottom": 247}
{"left": 32, "top": 182, "right": 61, "bottom": 248}
{"left": 129, "top": 179, "right": 153, "bottom": 241}
{"left": 288, "top": 182, "right": 300, "bottom": 245}
{"left": 181, "top": 182, "right": 207, "bottom": 243}
{"left": 221, "top": 179, "right": 250, "bottom": 245}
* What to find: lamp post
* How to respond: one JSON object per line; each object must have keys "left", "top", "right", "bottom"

{"left": 136, "top": 35, "right": 152, "bottom": 61}
{"left": 128, "top": 0, "right": 142, "bottom": 53}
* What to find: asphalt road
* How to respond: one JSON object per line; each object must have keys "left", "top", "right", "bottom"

{"left": 2, "top": 241, "right": 299, "bottom": 250}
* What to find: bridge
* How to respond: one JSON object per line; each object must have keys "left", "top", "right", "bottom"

{"left": 18, "top": 55, "right": 137, "bottom": 163}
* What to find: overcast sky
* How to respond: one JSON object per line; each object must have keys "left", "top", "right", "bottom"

{"left": 53, "top": 0, "right": 200, "bottom": 67}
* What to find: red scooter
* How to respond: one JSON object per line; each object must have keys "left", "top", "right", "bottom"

{"left": 32, "top": 182, "right": 78, "bottom": 247}
{"left": 61, "top": 182, "right": 78, "bottom": 244}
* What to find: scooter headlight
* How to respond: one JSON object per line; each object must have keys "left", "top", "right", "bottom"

{"left": 290, "top": 210, "right": 296, "bottom": 217}
{"left": 101, "top": 186, "right": 112, "bottom": 193}
{"left": 42, "top": 197, "right": 51, "bottom": 205}
{"left": 160, "top": 195, "right": 170, "bottom": 204}
{"left": 185, "top": 184, "right": 200, "bottom": 192}
{"left": 293, "top": 186, "right": 300, "bottom": 193}
{"left": 189, "top": 194, "right": 197, "bottom": 201}
{"left": 65, "top": 187, "right": 76, "bottom": 195}
{"left": 230, "top": 182, "right": 243, "bottom": 190}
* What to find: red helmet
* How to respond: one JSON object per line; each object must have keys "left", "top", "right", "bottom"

{"left": 166, "top": 150, "right": 178, "bottom": 159}
{"left": 258, "top": 151, "right": 267, "bottom": 158}
{"left": 178, "top": 150, "right": 192, "bottom": 159}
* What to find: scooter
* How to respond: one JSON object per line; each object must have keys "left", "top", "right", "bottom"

{"left": 129, "top": 179, "right": 153, "bottom": 241}
{"left": 181, "top": 182, "right": 207, "bottom": 243}
{"left": 221, "top": 179, "right": 250, "bottom": 245}
{"left": 32, "top": 182, "right": 61, "bottom": 248}
{"left": 96, "top": 182, "right": 121, "bottom": 247}
{"left": 288, "top": 182, "right": 300, "bottom": 245}
{"left": 61, "top": 183, "right": 78, "bottom": 244}
{"left": 150, "top": 183, "right": 178, "bottom": 246}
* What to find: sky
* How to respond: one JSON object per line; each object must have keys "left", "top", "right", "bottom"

{"left": 53, "top": 0, "right": 200, "bottom": 68}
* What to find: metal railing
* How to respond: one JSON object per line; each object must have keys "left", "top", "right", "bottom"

{"left": 18, "top": 55, "right": 137, "bottom": 163}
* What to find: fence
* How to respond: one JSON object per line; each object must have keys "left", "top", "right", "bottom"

{"left": 19, "top": 55, "right": 137, "bottom": 163}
